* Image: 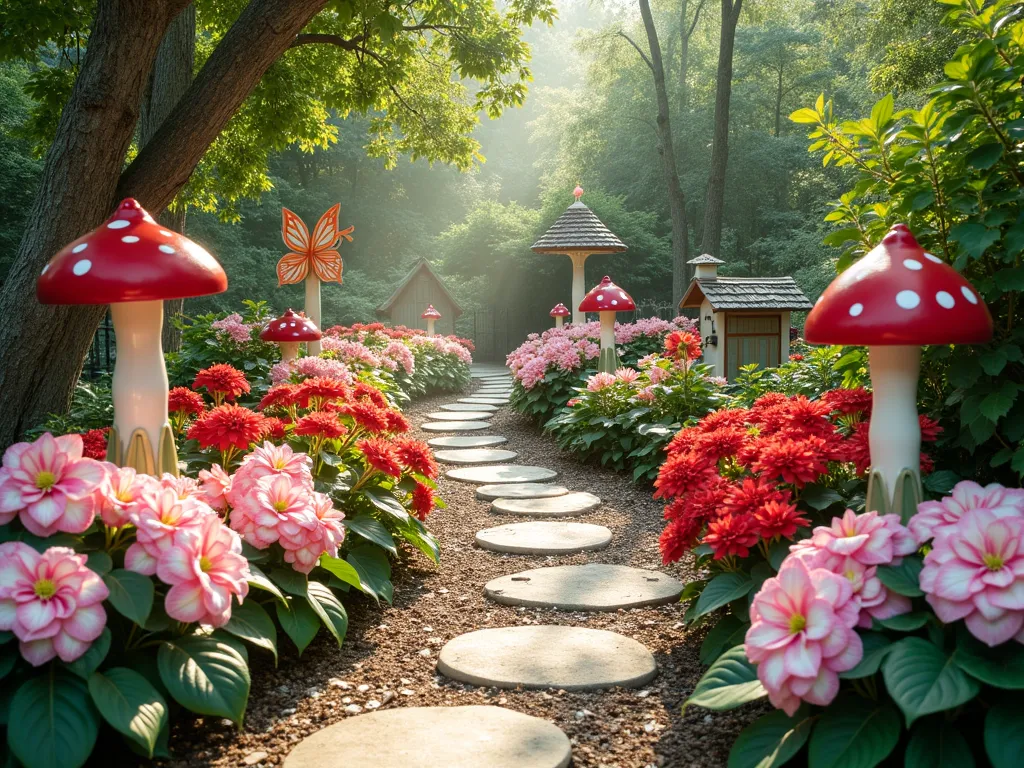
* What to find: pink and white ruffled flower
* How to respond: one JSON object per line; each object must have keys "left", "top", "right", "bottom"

{"left": 0, "top": 543, "right": 109, "bottom": 666}
{"left": 586, "top": 372, "right": 616, "bottom": 392}
{"left": 279, "top": 492, "right": 346, "bottom": 573}
{"left": 159, "top": 473, "right": 200, "bottom": 500}
{"left": 227, "top": 442, "right": 313, "bottom": 504}
{"left": 920, "top": 509, "right": 1024, "bottom": 646}
{"left": 125, "top": 489, "right": 215, "bottom": 575}
{"left": 98, "top": 464, "right": 154, "bottom": 528}
{"left": 198, "top": 464, "right": 232, "bottom": 512}
{"left": 0, "top": 433, "right": 106, "bottom": 536}
{"left": 157, "top": 514, "right": 250, "bottom": 628}
{"left": 615, "top": 367, "right": 639, "bottom": 384}
{"left": 808, "top": 508, "right": 916, "bottom": 568}
{"left": 231, "top": 474, "right": 315, "bottom": 549}
{"left": 745, "top": 556, "right": 862, "bottom": 715}
{"left": 910, "top": 481, "right": 1024, "bottom": 545}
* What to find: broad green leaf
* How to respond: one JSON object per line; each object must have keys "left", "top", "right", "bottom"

{"left": 875, "top": 556, "right": 923, "bottom": 597}
{"left": 953, "top": 625, "right": 1024, "bottom": 689}
{"left": 801, "top": 484, "right": 844, "bottom": 510}
{"left": 966, "top": 142, "right": 1003, "bottom": 169}
{"left": 246, "top": 563, "right": 286, "bottom": 604}
{"left": 275, "top": 596, "right": 320, "bottom": 655}
{"left": 694, "top": 573, "right": 753, "bottom": 619}
{"left": 86, "top": 551, "right": 112, "bottom": 575}
{"left": 223, "top": 600, "right": 278, "bottom": 663}
{"left": 363, "top": 489, "right": 411, "bottom": 524}
{"left": 157, "top": 634, "right": 250, "bottom": 725}
{"left": 883, "top": 637, "right": 980, "bottom": 725}
{"left": 88, "top": 668, "right": 168, "bottom": 758}
{"left": 306, "top": 582, "right": 348, "bottom": 647}
{"left": 875, "top": 612, "right": 929, "bottom": 631}
{"left": 728, "top": 708, "right": 813, "bottom": 768}
{"left": 103, "top": 569, "right": 154, "bottom": 625}
{"left": 839, "top": 631, "right": 891, "bottom": 679}
{"left": 65, "top": 627, "right": 111, "bottom": 680}
{"left": 318, "top": 556, "right": 363, "bottom": 590}
{"left": 807, "top": 694, "right": 899, "bottom": 768}
{"left": 905, "top": 718, "right": 974, "bottom": 768}
{"left": 949, "top": 222, "right": 1000, "bottom": 260}
{"left": 685, "top": 646, "right": 766, "bottom": 712}
{"left": 343, "top": 514, "right": 398, "bottom": 554}
{"left": 923, "top": 471, "right": 960, "bottom": 495}
{"left": 985, "top": 706, "right": 1024, "bottom": 768}
{"left": 8, "top": 673, "right": 100, "bottom": 768}
{"left": 699, "top": 614, "right": 748, "bottom": 666}
{"left": 398, "top": 520, "right": 441, "bottom": 564}
{"left": 0, "top": 645, "right": 15, "bottom": 680}
{"left": 347, "top": 546, "right": 394, "bottom": 605}
{"left": 270, "top": 567, "right": 309, "bottom": 596}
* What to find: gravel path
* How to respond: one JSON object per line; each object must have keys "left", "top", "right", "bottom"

{"left": 164, "top": 380, "right": 759, "bottom": 768}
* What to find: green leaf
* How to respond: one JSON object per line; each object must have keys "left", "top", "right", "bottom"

{"left": 728, "top": 708, "right": 813, "bottom": 768}
{"left": 807, "top": 694, "right": 899, "bottom": 768}
{"left": 966, "top": 142, "right": 1003, "bottom": 169}
{"left": 699, "top": 614, "right": 749, "bottom": 666}
{"left": 246, "top": 563, "right": 286, "bottom": 604}
{"left": 8, "top": 673, "right": 100, "bottom": 768}
{"left": 905, "top": 718, "right": 974, "bottom": 768}
{"left": 801, "top": 484, "right": 845, "bottom": 510}
{"left": 343, "top": 514, "right": 398, "bottom": 555}
{"left": 985, "top": 706, "right": 1024, "bottom": 768}
{"left": 950, "top": 222, "right": 1000, "bottom": 260}
{"left": 875, "top": 612, "right": 929, "bottom": 631}
{"left": 694, "top": 573, "right": 753, "bottom": 619}
{"left": 363, "top": 489, "right": 411, "bottom": 525}
{"left": 270, "top": 567, "right": 309, "bottom": 597}
{"left": 953, "top": 625, "right": 1024, "bottom": 689}
{"left": 85, "top": 551, "right": 112, "bottom": 576}
{"left": 923, "top": 470, "right": 960, "bottom": 495}
{"left": 157, "top": 634, "right": 250, "bottom": 725}
{"left": 398, "top": 520, "right": 441, "bottom": 564}
{"left": 306, "top": 582, "right": 348, "bottom": 648}
{"left": 839, "top": 631, "right": 892, "bottom": 679}
{"left": 882, "top": 637, "right": 980, "bottom": 726}
{"left": 346, "top": 546, "right": 394, "bottom": 605}
{"left": 223, "top": 600, "right": 278, "bottom": 663}
{"left": 87, "top": 668, "right": 168, "bottom": 758}
{"left": 875, "top": 556, "right": 923, "bottom": 597}
{"left": 685, "top": 646, "right": 766, "bottom": 712}
{"left": 102, "top": 569, "right": 154, "bottom": 625}
{"left": 0, "top": 644, "right": 16, "bottom": 680}
{"left": 275, "top": 596, "right": 320, "bottom": 655}
{"left": 65, "top": 628, "right": 111, "bottom": 680}
{"left": 980, "top": 383, "right": 1017, "bottom": 423}
{"left": 318, "top": 556, "right": 363, "bottom": 590}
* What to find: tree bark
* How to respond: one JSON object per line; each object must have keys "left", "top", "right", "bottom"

{"left": 638, "top": 0, "right": 691, "bottom": 308}
{"left": 677, "top": 0, "right": 705, "bottom": 112}
{"left": 699, "top": 0, "right": 743, "bottom": 257}
{"left": 140, "top": 3, "right": 196, "bottom": 353}
{"left": 0, "top": 0, "right": 189, "bottom": 448}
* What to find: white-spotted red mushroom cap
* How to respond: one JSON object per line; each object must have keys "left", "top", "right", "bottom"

{"left": 578, "top": 276, "right": 636, "bottom": 313}
{"left": 422, "top": 305, "right": 442, "bottom": 319}
{"left": 550, "top": 303, "right": 570, "bottom": 317}
{"left": 37, "top": 198, "right": 227, "bottom": 305}
{"left": 260, "top": 308, "right": 322, "bottom": 342}
{"left": 805, "top": 224, "right": 993, "bottom": 346}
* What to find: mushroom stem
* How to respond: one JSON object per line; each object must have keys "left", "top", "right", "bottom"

{"left": 426, "top": 318, "right": 435, "bottom": 337}
{"left": 867, "top": 344, "right": 921, "bottom": 510}
{"left": 598, "top": 311, "right": 618, "bottom": 373}
{"left": 555, "top": 316, "right": 564, "bottom": 328}
{"left": 278, "top": 341, "right": 300, "bottom": 363}
{"left": 570, "top": 253, "right": 588, "bottom": 324}
{"left": 110, "top": 300, "right": 171, "bottom": 473}
{"left": 304, "top": 273, "right": 322, "bottom": 355}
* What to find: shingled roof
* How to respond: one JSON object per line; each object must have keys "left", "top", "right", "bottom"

{"left": 680, "top": 276, "right": 813, "bottom": 311}
{"left": 531, "top": 201, "right": 627, "bottom": 254}
{"left": 376, "top": 259, "right": 463, "bottom": 317}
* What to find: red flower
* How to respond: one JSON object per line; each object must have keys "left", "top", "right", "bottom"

{"left": 752, "top": 436, "right": 830, "bottom": 487}
{"left": 821, "top": 387, "right": 873, "bottom": 416}
{"left": 411, "top": 482, "right": 435, "bottom": 521}
{"left": 660, "top": 517, "right": 703, "bottom": 564}
{"left": 776, "top": 395, "right": 835, "bottom": 439}
{"left": 693, "top": 427, "right": 749, "bottom": 463}
{"left": 751, "top": 392, "right": 789, "bottom": 412}
{"left": 258, "top": 384, "right": 299, "bottom": 411}
{"left": 394, "top": 437, "right": 438, "bottom": 479}
{"left": 919, "top": 452, "right": 934, "bottom": 475}
{"left": 353, "top": 382, "right": 388, "bottom": 408}
{"left": 192, "top": 364, "right": 250, "bottom": 403}
{"left": 358, "top": 438, "right": 403, "bottom": 477}
{"left": 703, "top": 513, "right": 759, "bottom": 559}
{"left": 384, "top": 409, "right": 410, "bottom": 434}
{"left": 297, "top": 377, "right": 349, "bottom": 408}
{"left": 187, "top": 404, "right": 264, "bottom": 451}
{"left": 260, "top": 416, "right": 288, "bottom": 441}
{"left": 80, "top": 428, "right": 109, "bottom": 460}
{"left": 919, "top": 415, "right": 942, "bottom": 443}
{"left": 789, "top": 354, "right": 804, "bottom": 361}
{"left": 653, "top": 451, "right": 716, "bottom": 500}
{"left": 679, "top": 477, "right": 733, "bottom": 522}
{"left": 294, "top": 411, "right": 347, "bottom": 440}
{"left": 753, "top": 499, "right": 809, "bottom": 540}
{"left": 666, "top": 426, "right": 702, "bottom": 455}
{"left": 696, "top": 408, "right": 750, "bottom": 434}
{"left": 168, "top": 386, "right": 204, "bottom": 415}
{"left": 344, "top": 401, "right": 389, "bottom": 434}
{"left": 723, "top": 478, "right": 790, "bottom": 517}
{"left": 664, "top": 330, "right": 703, "bottom": 361}
{"left": 837, "top": 422, "right": 871, "bottom": 475}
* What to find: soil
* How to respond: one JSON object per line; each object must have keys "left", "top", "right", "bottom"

{"left": 162, "top": 382, "right": 761, "bottom": 768}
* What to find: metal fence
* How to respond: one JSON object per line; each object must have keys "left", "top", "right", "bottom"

{"left": 83, "top": 312, "right": 115, "bottom": 379}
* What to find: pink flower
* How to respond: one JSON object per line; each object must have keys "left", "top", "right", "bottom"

{"left": 920, "top": 509, "right": 1024, "bottom": 646}
{"left": 745, "top": 557, "right": 862, "bottom": 715}
{"left": 808, "top": 509, "right": 916, "bottom": 568}
{"left": 158, "top": 515, "right": 250, "bottom": 628}
{"left": 0, "top": 543, "right": 109, "bottom": 666}
{"left": 587, "top": 372, "right": 616, "bottom": 392}
{"left": 910, "top": 481, "right": 1024, "bottom": 545}
{"left": 159, "top": 473, "right": 200, "bottom": 500}
{"left": 199, "top": 464, "right": 233, "bottom": 512}
{"left": 615, "top": 367, "right": 639, "bottom": 384}
{"left": 98, "top": 464, "right": 153, "bottom": 528}
{"left": 231, "top": 474, "right": 314, "bottom": 548}
{"left": 279, "top": 492, "right": 346, "bottom": 573}
{"left": 125, "top": 489, "right": 215, "bottom": 575}
{"left": 636, "top": 386, "right": 657, "bottom": 403}
{"left": 227, "top": 442, "right": 313, "bottom": 505}
{"left": 0, "top": 433, "right": 106, "bottom": 536}
{"left": 647, "top": 365, "right": 670, "bottom": 385}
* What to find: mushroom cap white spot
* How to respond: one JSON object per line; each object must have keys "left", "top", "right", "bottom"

{"left": 73, "top": 259, "right": 92, "bottom": 276}
{"left": 41, "top": 264, "right": 49, "bottom": 275}
{"left": 903, "top": 259, "right": 923, "bottom": 270}
{"left": 72, "top": 243, "right": 88, "bottom": 254}
{"left": 279, "top": 322, "right": 288, "bottom": 329}
{"left": 924, "top": 252, "right": 943, "bottom": 264}
{"left": 107, "top": 220, "right": 130, "bottom": 230}
{"left": 293, "top": 331, "right": 301, "bottom": 337}
{"left": 611, "top": 299, "right": 618, "bottom": 306}
{"left": 289, "top": 322, "right": 296, "bottom": 326}
{"left": 121, "top": 235, "right": 140, "bottom": 244}
{"left": 896, "top": 290, "right": 921, "bottom": 309}
{"left": 619, "top": 291, "right": 627, "bottom": 299}
{"left": 961, "top": 285, "right": 978, "bottom": 304}
{"left": 159, "top": 230, "right": 172, "bottom": 237}
{"left": 936, "top": 291, "right": 955, "bottom": 309}
{"left": 158, "top": 244, "right": 175, "bottom": 254}
{"left": 849, "top": 303, "right": 864, "bottom": 317}
{"left": 596, "top": 294, "right": 604, "bottom": 301}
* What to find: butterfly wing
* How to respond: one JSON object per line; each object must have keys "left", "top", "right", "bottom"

{"left": 311, "top": 204, "right": 341, "bottom": 252}
{"left": 281, "top": 208, "right": 311, "bottom": 254}
{"left": 276, "top": 252, "right": 310, "bottom": 285}
{"left": 311, "top": 249, "right": 344, "bottom": 284}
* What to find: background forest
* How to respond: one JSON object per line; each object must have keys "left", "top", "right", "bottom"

{"left": 0, "top": 0, "right": 957, "bottom": 335}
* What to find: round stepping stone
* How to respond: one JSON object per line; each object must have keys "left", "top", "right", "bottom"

{"left": 491, "top": 492, "right": 601, "bottom": 518}
{"left": 476, "top": 521, "right": 612, "bottom": 555}
{"left": 460, "top": 398, "right": 510, "bottom": 405}
{"left": 435, "top": 448, "right": 519, "bottom": 464}
{"left": 447, "top": 465, "right": 557, "bottom": 484}
{"left": 427, "top": 411, "right": 492, "bottom": 421}
{"left": 476, "top": 483, "right": 569, "bottom": 501}
{"left": 422, "top": 421, "right": 490, "bottom": 432}
{"left": 437, "top": 626, "right": 656, "bottom": 691}
{"left": 485, "top": 563, "right": 684, "bottom": 611}
{"left": 441, "top": 403, "right": 498, "bottom": 412}
{"left": 428, "top": 435, "right": 507, "bottom": 448}
{"left": 283, "top": 706, "right": 571, "bottom": 768}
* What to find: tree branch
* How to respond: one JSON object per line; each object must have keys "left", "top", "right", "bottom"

{"left": 617, "top": 30, "right": 653, "bottom": 72}
{"left": 687, "top": 0, "right": 706, "bottom": 39}
{"left": 290, "top": 32, "right": 366, "bottom": 49}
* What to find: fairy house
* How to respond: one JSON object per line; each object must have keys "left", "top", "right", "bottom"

{"left": 376, "top": 259, "right": 462, "bottom": 335}
{"left": 679, "top": 255, "right": 813, "bottom": 380}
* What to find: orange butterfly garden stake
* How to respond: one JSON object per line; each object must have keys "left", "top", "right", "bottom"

{"left": 277, "top": 203, "right": 354, "bottom": 355}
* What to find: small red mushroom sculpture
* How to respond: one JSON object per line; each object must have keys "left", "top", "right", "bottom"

{"left": 38, "top": 198, "right": 227, "bottom": 476}
{"left": 422, "top": 304, "right": 442, "bottom": 336}
{"left": 260, "top": 308, "right": 321, "bottom": 363}
{"left": 579, "top": 276, "right": 635, "bottom": 373}
{"left": 550, "top": 302, "right": 570, "bottom": 328}
{"left": 805, "top": 223, "right": 993, "bottom": 520}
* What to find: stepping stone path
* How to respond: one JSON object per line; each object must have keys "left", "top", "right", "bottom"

{"left": 437, "top": 626, "right": 657, "bottom": 691}
{"left": 434, "top": 448, "right": 519, "bottom": 465}
{"left": 441, "top": 403, "right": 499, "bottom": 412}
{"left": 476, "top": 483, "right": 569, "bottom": 500}
{"left": 490, "top": 491, "right": 602, "bottom": 518}
{"left": 484, "top": 563, "right": 684, "bottom": 611}
{"left": 284, "top": 706, "right": 571, "bottom": 768}
{"left": 476, "top": 521, "right": 612, "bottom": 555}
{"left": 422, "top": 421, "right": 491, "bottom": 432}
{"left": 428, "top": 435, "right": 507, "bottom": 448}
{"left": 447, "top": 465, "right": 558, "bottom": 484}
{"left": 427, "top": 411, "right": 492, "bottom": 421}
{"left": 460, "top": 398, "right": 510, "bottom": 405}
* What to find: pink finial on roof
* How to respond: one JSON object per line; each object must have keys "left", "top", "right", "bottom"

{"left": 573, "top": 185, "right": 584, "bottom": 201}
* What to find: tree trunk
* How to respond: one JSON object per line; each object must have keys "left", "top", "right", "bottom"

{"left": 140, "top": 3, "right": 196, "bottom": 353}
{"left": 638, "top": 0, "right": 690, "bottom": 308}
{"left": 774, "top": 65, "right": 783, "bottom": 138}
{"left": 0, "top": 0, "right": 189, "bottom": 448}
{"left": 677, "top": 0, "right": 704, "bottom": 111}
{"left": 699, "top": 0, "right": 742, "bottom": 257}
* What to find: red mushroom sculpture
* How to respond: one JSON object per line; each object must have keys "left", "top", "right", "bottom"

{"left": 579, "top": 276, "right": 636, "bottom": 373}
{"left": 550, "top": 302, "right": 570, "bottom": 328}
{"left": 261, "top": 308, "right": 321, "bottom": 363}
{"left": 422, "top": 304, "right": 442, "bottom": 336}
{"left": 38, "top": 198, "right": 227, "bottom": 476}
{"left": 805, "top": 223, "right": 993, "bottom": 520}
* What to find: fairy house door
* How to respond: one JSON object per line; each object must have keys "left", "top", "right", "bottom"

{"left": 376, "top": 260, "right": 462, "bottom": 335}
